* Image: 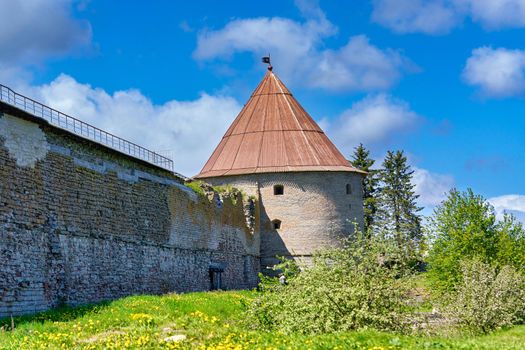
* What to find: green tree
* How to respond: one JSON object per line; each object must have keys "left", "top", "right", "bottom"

{"left": 428, "top": 188, "right": 525, "bottom": 292}
{"left": 376, "top": 150, "right": 422, "bottom": 251}
{"left": 350, "top": 144, "right": 378, "bottom": 232}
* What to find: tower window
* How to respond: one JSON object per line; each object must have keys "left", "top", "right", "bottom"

{"left": 272, "top": 219, "right": 282, "bottom": 230}
{"left": 346, "top": 184, "right": 352, "bottom": 195}
{"left": 273, "top": 185, "right": 284, "bottom": 195}
{"left": 349, "top": 204, "right": 352, "bottom": 210}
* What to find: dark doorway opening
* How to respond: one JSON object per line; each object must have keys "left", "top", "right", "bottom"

{"left": 209, "top": 263, "right": 225, "bottom": 290}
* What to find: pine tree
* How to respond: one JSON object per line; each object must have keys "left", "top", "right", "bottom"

{"left": 350, "top": 144, "right": 378, "bottom": 233}
{"left": 377, "top": 150, "right": 422, "bottom": 250}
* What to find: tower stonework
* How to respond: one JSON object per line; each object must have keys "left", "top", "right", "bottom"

{"left": 195, "top": 68, "right": 365, "bottom": 269}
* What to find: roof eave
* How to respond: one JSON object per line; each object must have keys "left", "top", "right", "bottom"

{"left": 193, "top": 166, "right": 367, "bottom": 179}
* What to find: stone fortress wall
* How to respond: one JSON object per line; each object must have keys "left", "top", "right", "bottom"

{"left": 0, "top": 103, "right": 260, "bottom": 318}
{"left": 205, "top": 172, "right": 364, "bottom": 270}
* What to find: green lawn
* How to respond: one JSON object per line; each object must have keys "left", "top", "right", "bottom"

{"left": 0, "top": 291, "right": 524, "bottom": 349}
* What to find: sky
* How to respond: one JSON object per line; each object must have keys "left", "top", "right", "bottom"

{"left": 0, "top": 0, "right": 524, "bottom": 221}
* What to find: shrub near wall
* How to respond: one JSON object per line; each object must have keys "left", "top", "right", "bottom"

{"left": 249, "top": 231, "right": 414, "bottom": 335}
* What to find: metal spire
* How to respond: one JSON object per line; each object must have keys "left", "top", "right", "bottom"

{"left": 262, "top": 54, "right": 272, "bottom": 71}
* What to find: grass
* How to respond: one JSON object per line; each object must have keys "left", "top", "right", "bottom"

{"left": 184, "top": 181, "right": 253, "bottom": 205}
{"left": 0, "top": 290, "right": 524, "bottom": 349}
{"left": 184, "top": 180, "right": 207, "bottom": 198}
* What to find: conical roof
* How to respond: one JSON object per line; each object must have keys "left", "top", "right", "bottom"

{"left": 195, "top": 68, "right": 364, "bottom": 178}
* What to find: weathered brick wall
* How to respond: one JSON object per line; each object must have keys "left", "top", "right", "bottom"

{"left": 0, "top": 105, "right": 259, "bottom": 318}
{"left": 205, "top": 171, "right": 364, "bottom": 270}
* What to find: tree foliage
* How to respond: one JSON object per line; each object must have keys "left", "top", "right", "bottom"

{"left": 428, "top": 188, "right": 525, "bottom": 291}
{"left": 351, "top": 143, "right": 379, "bottom": 232}
{"left": 376, "top": 150, "right": 423, "bottom": 251}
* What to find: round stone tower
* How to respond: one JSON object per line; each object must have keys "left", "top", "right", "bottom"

{"left": 194, "top": 67, "right": 365, "bottom": 270}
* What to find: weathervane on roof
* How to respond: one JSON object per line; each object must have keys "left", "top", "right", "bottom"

{"left": 262, "top": 54, "right": 272, "bottom": 71}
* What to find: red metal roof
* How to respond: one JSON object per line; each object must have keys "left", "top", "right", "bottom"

{"left": 195, "top": 69, "right": 364, "bottom": 178}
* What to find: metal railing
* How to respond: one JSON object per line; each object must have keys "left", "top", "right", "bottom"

{"left": 0, "top": 84, "right": 174, "bottom": 172}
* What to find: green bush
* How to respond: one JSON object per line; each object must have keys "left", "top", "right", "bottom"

{"left": 248, "top": 231, "right": 415, "bottom": 335}
{"left": 184, "top": 180, "right": 206, "bottom": 197}
{"left": 427, "top": 189, "right": 525, "bottom": 292}
{"left": 443, "top": 259, "right": 525, "bottom": 334}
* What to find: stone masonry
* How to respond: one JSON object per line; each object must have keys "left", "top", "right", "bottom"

{"left": 205, "top": 172, "right": 364, "bottom": 270}
{"left": 0, "top": 103, "right": 259, "bottom": 318}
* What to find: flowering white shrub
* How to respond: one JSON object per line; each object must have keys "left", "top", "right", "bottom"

{"left": 444, "top": 259, "right": 525, "bottom": 334}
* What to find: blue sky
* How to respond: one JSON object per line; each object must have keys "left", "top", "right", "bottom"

{"left": 1, "top": 0, "right": 524, "bottom": 219}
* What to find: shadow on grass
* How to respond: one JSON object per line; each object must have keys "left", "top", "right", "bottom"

{"left": 0, "top": 301, "right": 111, "bottom": 329}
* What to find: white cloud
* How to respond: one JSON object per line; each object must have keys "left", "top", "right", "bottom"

{"left": 462, "top": 0, "right": 525, "bottom": 29}
{"left": 0, "top": 0, "right": 91, "bottom": 64}
{"left": 488, "top": 194, "right": 525, "bottom": 223}
{"left": 372, "top": 0, "right": 525, "bottom": 34}
{"left": 309, "top": 35, "right": 407, "bottom": 91}
{"left": 27, "top": 74, "right": 241, "bottom": 177}
{"left": 413, "top": 167, "right": 455, "bottom": 206}
{"left": 194, "top": 16, "right": 330, "bottom": 62}
{"left": 326, "top": 94, "right": 421, "bottom": 154}
{"left": 371, "top": 0, "right": 459, "bottom": 35}
{"left": 0, "top": 0, "right": 92, "bottom": 90}
{"left": 193, "top": 5, "right": 410, "bottom": 91}
{"left": 0, "top": 65, "right": 33, "bottom": 91}
{"left": 463, "top": 47, "right": 525, "bottom": 97}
